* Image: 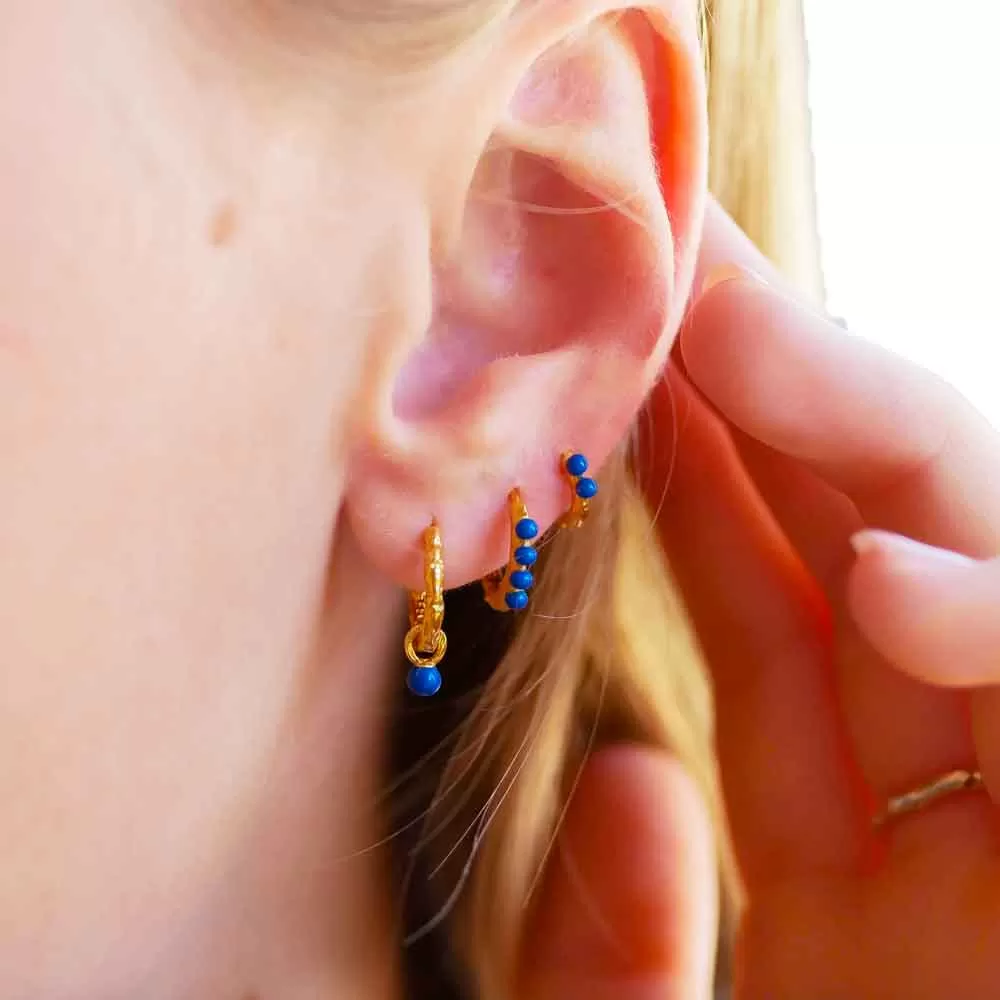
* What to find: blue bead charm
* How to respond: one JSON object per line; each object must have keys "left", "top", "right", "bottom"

{"left": 515, "top": 545, "right": 538, "bottom": 567}
{"left": 407, "top": 665, "right": 443, "bottom": 698}
{"left": 505, "top": 590, "right": 530, "bottom": 611}
{"left": 515, "top": 517, "right": 539, "bottom": 541}
{"left": 510, "top": 569, "right": 535, "bottom": 591}
{"left": 559, "top": 451, "right": 598, "bottom": 529}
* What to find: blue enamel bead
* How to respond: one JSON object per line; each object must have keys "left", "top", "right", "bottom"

{"left": 510, "top": 570, "right": 535, "bottom": 591}
{"left": 575, "top": 477, "right": 599, "bottom": 500}
{"left": 407, "top": 666, "right": 442, "bottom": 698}
{"left": 515, "top": 517, "right": 539, "bottom": 541}
{"left": 506, "top": 590, "right": 530, "bottom": 611}
{"left": 515, "top": 545, "right": 538, "bottom": 567}
{"left": 565, "top": 453, "right": 589, "bottom": 477}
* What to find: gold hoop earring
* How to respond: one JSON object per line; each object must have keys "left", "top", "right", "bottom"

{"left": 557, "top": 451, "right": 598, "bottom": 529}
{"left": 404, "top": 520, "right": 448, "bottom": 697}
{"left": 482, "top": 488, "right": 539, "bottom": 613}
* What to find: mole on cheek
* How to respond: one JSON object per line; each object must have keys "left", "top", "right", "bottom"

{"left": 209, "top": 200, "right": 240, "bottom": 247}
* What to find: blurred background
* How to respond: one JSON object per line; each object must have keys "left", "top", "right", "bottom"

{"left": 804, "top": 0, "right": 1000, "bottom": 426}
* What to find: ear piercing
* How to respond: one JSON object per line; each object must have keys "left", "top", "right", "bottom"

{"left": 404, "top": 452, "right": 599, "bottom": 696}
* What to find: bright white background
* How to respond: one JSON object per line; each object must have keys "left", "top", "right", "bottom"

{"left": 804, "top": 1, "right": 1000, "bottom": 425}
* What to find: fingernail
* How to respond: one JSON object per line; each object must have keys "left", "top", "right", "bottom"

{"left": 698, "top": 263, "right": 768, "bottom": 298}
{"left": 850, "top": 530, "right": 977, "bottom": 571}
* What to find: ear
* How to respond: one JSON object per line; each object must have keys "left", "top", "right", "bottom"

{"left": 346, "top": 0, "right": 707, "bottom": 587}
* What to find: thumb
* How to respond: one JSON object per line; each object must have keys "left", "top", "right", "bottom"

{"left": 690, "top": 196, "right": 787, "bottom": 297}
{"left": 518, "top": 745, "right": 718, "bottom": 1000}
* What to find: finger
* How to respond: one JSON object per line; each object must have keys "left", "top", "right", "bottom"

{"left": 680, "top": 271, "right": 1000, "bottom": 556}
{"left": 845, "top": 530, "right": 1000, "bottom": 819}
{"left": 681, "top": 233, "right": 998, "bottom": 845}
{"left": 844, "top": 523, "right": 1000, "bottom": 847}
{"left": 643, "top": 367, "right": 866, "bottom": 883}
{"left": 729, "top": 429, "right": 863, "bottom": 591}
{"left": 689, "top": 197, "right": 789, "bottom": 295}
{"left": 518, "top": 746, "right": 717, "bottom": 1000}
{"left": 730, "top": 433, "right": 983, "bottom": 856}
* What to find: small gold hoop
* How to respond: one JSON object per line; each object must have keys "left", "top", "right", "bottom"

{"left": 404, "top": 626, "right": 448, "bottom": 668}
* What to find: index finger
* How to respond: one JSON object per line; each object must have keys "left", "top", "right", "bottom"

{"left": 683, "top": 212, "right": 1000, "bottom": 557}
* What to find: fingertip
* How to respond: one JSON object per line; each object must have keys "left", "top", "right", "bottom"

{"left": 846, "top": 531, "right": 1000, "bottom": 687}
{"left": 678, "top": 273, "right": 770, "bottom": 405}
{"left": 697, "top": 263, "right": 768, "bottom": 300}
{"left": 849, "top": 529, "right": 976, "bottom": 568}
{"left": 695, "top": 198, "right": 784, "bottom": 292}
{"left": 519, "top": 745, "right": 718, "bottom": 999}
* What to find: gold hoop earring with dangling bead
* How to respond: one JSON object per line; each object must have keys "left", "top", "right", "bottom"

{"left": 404, "top": 520, "right": 448, "bottom": 697}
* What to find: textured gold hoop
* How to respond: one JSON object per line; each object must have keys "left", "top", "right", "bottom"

{"left": 405, "top": 521, "right": 447, "bottom": 696}
{"left": 482, "top": 488, "right": 539, "bottom": 613}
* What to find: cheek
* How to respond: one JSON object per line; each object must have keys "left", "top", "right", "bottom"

{"left": 0, "top": 5, "right": 364, "bottom": 983}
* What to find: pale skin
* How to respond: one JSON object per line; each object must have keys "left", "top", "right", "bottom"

{"left": 0, "top": 1, "right": 704, "bottom": 997}
{"left": 1, "top": 2, "right": 998, "bottom": 999}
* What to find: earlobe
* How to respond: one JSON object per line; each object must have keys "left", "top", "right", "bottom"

{"left": 345, "top": 1, "right": 707, "bottom": 591}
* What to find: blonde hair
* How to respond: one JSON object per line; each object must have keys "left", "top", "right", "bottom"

{"left": 384, "top": 2, "right": 823, "bottom": 997}
{"left": 705, "top": 0, "right": 824, "bottom": 297}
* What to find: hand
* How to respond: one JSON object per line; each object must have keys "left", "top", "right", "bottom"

{"left": 642, "top": 197, "right": 1000, "bottom": 998}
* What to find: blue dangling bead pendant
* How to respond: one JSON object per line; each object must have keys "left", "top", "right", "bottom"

{"left": 406, "top": 666, "right": 443, "bottom": 698}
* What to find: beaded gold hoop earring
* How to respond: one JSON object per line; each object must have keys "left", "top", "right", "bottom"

{"left": 481, "top": 452, "right": 597, "bottom": 613}
{"left": 482, "top": 488, "right": 539, "bottom": 613}
{"left": 557, "top": 451, "right": 598, "bottom": 529}
{"left": 404, "top": 521, "right": 448, "bottom": 697}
